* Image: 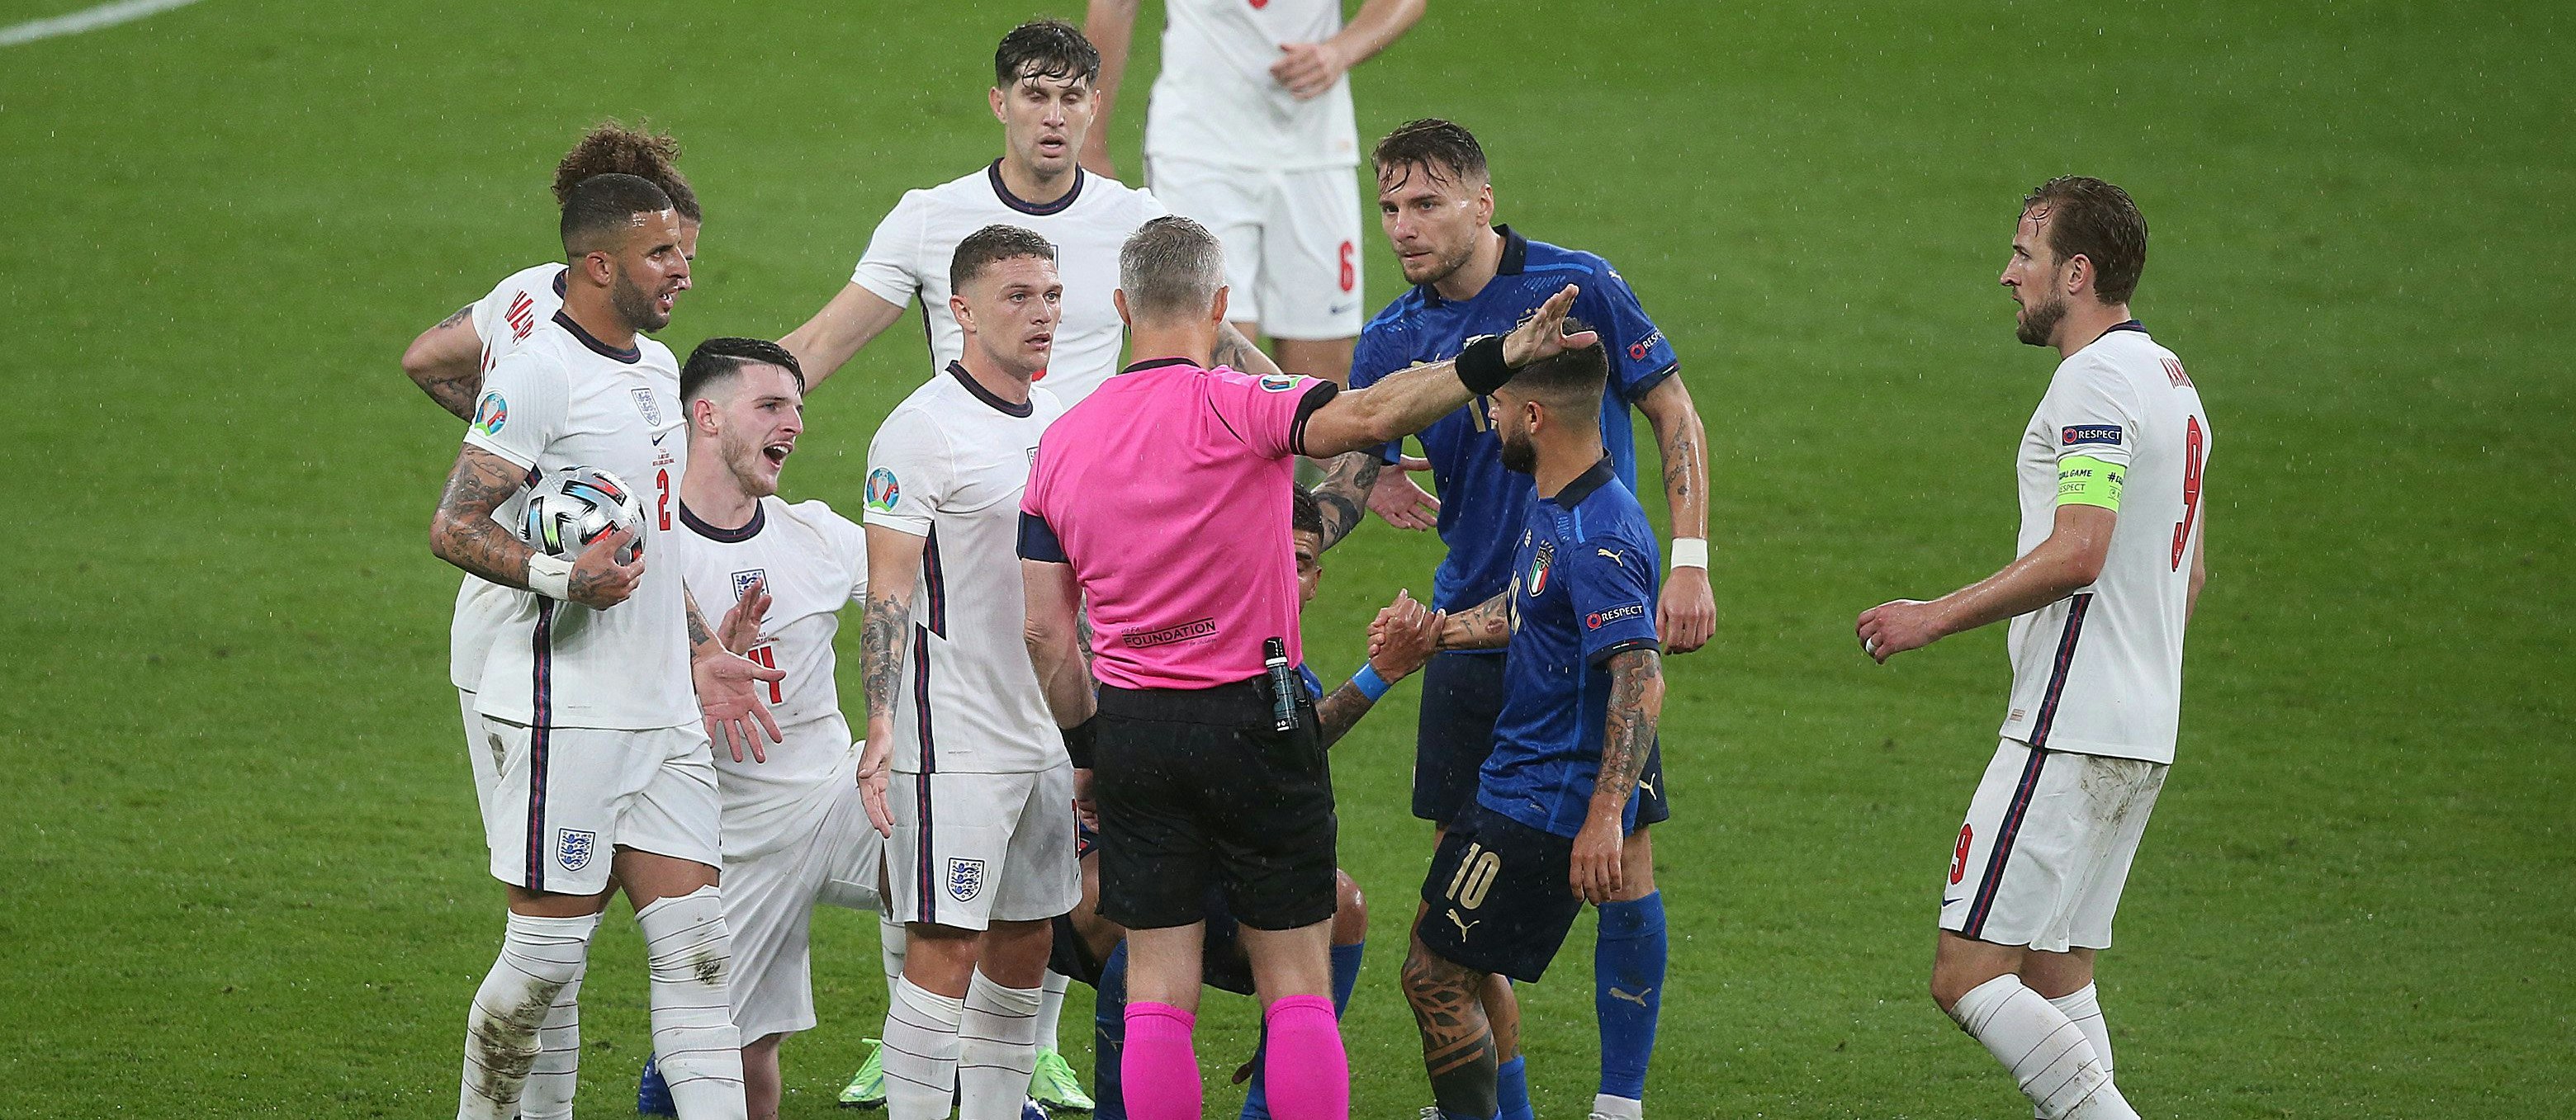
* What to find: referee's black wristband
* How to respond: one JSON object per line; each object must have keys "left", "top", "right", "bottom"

{"left": 1455, "top": 333, "right": 1514, "bottom": 395}
{"left": 1062, "top": 716, "right": 1097, "bottom": 769}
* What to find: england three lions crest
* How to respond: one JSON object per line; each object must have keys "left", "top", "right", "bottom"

{"left": 557, "top": 829, "right": 597, "bottom": 872}
{"left": 731, "top": 569, "right": 767, "bottom": 601}
{"left": 946, "top": 858, "right": 985, "bottom": 902}
{"left": 631, "top": 386, "right": 664, "bottom": 428}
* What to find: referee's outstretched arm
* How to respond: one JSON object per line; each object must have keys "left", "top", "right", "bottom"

{"left": 1299, "top": 283, "right": 1598, "bottom": 456}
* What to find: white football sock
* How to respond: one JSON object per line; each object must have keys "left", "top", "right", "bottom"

{"left": 2034, "top": 985, "right": 2115, "bottom": 1118}
{"left": 1949, "top": 974, "right": 2135, "bottom": 1120}
{"left": 880, "top": 914, "right": 911, "bottom": 1007}
{"left": 458, "top": 911, "right": 599, "bottom": 1120}
{"left": 637, "top": 886, "right": 746, "bottom": 1120}
{"left": 884, "top": 976, "right": 965, "bottom": 1120}
{"left": 958, "top": 970, "right": 1044, "bottom": 1120}
{"left": 522, "top": 937, "right": 596, "bottom": 1120}
{"left": 1591, "top": 1091, "right": 1645, "bottom": 1119}
{"left": 1035, "top": 969, "right": 1071, "bottom": 1052}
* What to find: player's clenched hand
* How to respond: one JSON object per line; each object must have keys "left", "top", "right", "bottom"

{"left": 1855, "top": 598, "right": 1946, "bottom": 663}
{"left": 1502, "top": 285, "right": 1600, "bottom": 370}
{"left": 855, "top": 736, "right": 896, "bottom": 838}
{"left": 1072, "top": 768, "right": 1098, "bottom": 833}
{"left": 1368, "top": 459, "right": 1441, "bottom": 531}
{"left": 1370, "top": 590, "right": 1443, "bottom": 681}
{"left": 717, "top": 578, "right": 769, "bottom": 655}
{"left": 567, "top": 527, "right": 642, "bottom": 609}
{"left": 1659, "top": 567, "right": 1717, "bottom": 655}
{"left": 1269, "top": 40, "right": 1350, "bottom": 100}
{"left": 695, "top": 650, "right": 785, "bottom": 763}
{"left": 1570, "top": 814, "right": 1624, "bottom": 904}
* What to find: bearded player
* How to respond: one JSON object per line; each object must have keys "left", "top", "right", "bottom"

{"left": 429, "top": 173, "right": 782, "bottom": 1120}
{"left": 1857, "top": 177, "right": 2209, "bottom": 1120}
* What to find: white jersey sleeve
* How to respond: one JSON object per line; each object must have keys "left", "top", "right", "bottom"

{"left": 849, "top": 190, "right": 931, "bottom": 310}
{"left": 468, "top": 263, "right": 567, "bottom": 357}
{"left": 462, "top": 351, "right": 567, "bottom": 471}
{"left": 793, "top": 498, "right": 871, "bottom": 603}
{"left": 861, "top": 404, "right": 953, "bottom": 539}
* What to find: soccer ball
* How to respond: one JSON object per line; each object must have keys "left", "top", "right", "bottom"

{"left": 523, "top": 465, "right": 646, "bottom": 564}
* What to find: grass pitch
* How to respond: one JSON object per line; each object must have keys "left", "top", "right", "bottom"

{"left": 3, "top": 1, "right": 2569, "bottom": 1116}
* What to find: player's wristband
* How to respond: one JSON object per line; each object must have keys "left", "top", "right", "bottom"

{"left": 1062, "top": 716, "right": 1097, "bottom": 769}
{"left": 1455, "top": 333, "right": 1514, "bottom": 395}
{"left": 1350, "top": 664, "right": 1394, "bottom": 702}
{"left": 1669, "top": 537, "right": 1708, "bottom": 571}
{"left": 526, "top": 553, "right": 573, "bottom": 600}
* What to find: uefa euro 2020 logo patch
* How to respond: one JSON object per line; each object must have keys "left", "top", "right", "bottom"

{"left": 866, "top": 467, "right": 901, "bottom": 513}
{"left": 946, "top": 858, "right": 985, "bottom": 902}
{"left": 474, "top": 391, "right": 507, "bottom": 436}
{"left": 557, "top": 829, "right": 596, "bottom": 872}
{"left": 1259, "top": 373, "right": 1299, "bottom": 392}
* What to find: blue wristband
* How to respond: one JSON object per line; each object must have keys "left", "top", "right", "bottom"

{"left": 1350, "top": 664, "right": 1394, "bottom": 702}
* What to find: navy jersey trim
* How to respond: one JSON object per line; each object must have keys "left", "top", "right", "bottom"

{"left": 677, "top": 499, "right": 765, "bottom": 543}
{"left": 525, "top": 600, "right": 556, "bottom": 891}
{"left": 549, "top": 310, "right": 642, "bottom": 365}
{"left": 1286, "top": 380, "right": 1342, "bottom": 457}
{"left": 988, "top": 159, "right": 1085, "bottom": 216}
{"left": 1547, "top": 457, "right": 1620, "bottom": 510}
{"left": 912, "top": 767, "right": 937, "bottom": 923}
{"left": 1589, "top": 636, "right": 1658, "bottom": 667}
{"left": 948, "top": 361, "right": 1034, "bottom": 418}
{"left": 912, "top": 624, "right": 937, "bottom": 775}
{"left": 2028, "top": 593, "right": 2093, "bottom": 749}
{"left": 2100, "top": 319, "right": 2148, "bottom": 337}
{"left": 921, "top": 525, "right": 948, "bottom": 637}
{"left": 1963, "top": 744, "right": 2049, "bottom": 939}
{"left": 550, "top": 270, "right": 566, "bottom": 297}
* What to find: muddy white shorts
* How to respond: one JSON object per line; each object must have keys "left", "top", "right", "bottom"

{"left": 887, "top": 761, "right": 1080, "bottom": 930}
{"left": 1939, "top": 739, "right": 2166, "bottom": 952}
{"left": 481, "top": 719, "right": 722, "bottom": 896}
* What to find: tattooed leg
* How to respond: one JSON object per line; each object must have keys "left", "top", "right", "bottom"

{"left": 1404, "top": 911, "right": 1499, "bottom": 1119}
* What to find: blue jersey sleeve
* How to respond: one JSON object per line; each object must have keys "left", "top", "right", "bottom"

{"left": 1579, "top": 262, "right": 1679, "bottom": 402}
{"left": 1567, "top": 529, "right": 1660, "bottom": 664}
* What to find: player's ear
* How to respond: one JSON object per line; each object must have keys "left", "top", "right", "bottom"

{"left": 2065, "top": 253, "right": 2093, "bottom": 300}
{"left": 690, "top": 395, "right": 721, "bottom": 435}
{"left": 1210, "top": 285, "right": 1229, "bottom": 326}
{"left": 950, "top": 293, "right": 976, "bottom": 334}
{"left": 989, "top": 86, "right": 1007, "bottom": 123}
{"left": 1113, "top": 289, "right": 1134, "bottom": 328}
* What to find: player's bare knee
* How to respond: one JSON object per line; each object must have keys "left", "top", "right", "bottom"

{"left": 1330, "top": 868, "right": 1367, "bottom": 943}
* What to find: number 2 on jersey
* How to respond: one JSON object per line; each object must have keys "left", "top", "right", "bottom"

{"left": 2171, "top": 416, "right": 2203, "bottom": 570}
{"left": 656, "top": 469, "right": 671, "bottom": 532}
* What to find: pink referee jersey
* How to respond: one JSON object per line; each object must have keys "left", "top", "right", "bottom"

{"left": 1019, "top": 357, "right": 1340, "bottom": 691}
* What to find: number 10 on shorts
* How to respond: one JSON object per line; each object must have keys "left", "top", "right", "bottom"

{"left": 1444, "top": 842, "right": 1503, "bottom": 910}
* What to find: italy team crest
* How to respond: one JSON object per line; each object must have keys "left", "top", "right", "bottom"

{"left": 556, "top": 829, "right": 596, "bottom": 872}
{"left": 946, "top": 858, "right": 985, "bottom": 902}
{"left": 1526, "top": 539, "right": 1555, "bottom": 597}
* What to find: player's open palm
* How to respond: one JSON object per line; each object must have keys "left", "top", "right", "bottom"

{"left": 1570, "top": 814, "right": 1623, "bottom": 904}
{"left": 1368, "top": 456, "right": 1441, "bottom": 531}
{"left": 1503, "top": 285, "right": 1600, "bottom": 369}
{"left": 855, "top": 735, "right": 896, "bottom": 838}
{"left": 1660, "top": 567, "right": 1717, "bottom": 654}
{"left": 696, "top": 650, "right": 785, "bottom": 763}
{"left": 567, "top": 527, "right": 642, "bottom": 609}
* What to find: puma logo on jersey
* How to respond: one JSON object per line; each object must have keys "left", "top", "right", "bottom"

{"left": 1446, "top": 908, "right": 1480, "bottom": 940}
{"left": 1596, "top": 547, "right": 1631, "bottom": 565}
{"left": 1636, "top": 773, "right": 1659, "bottom": 798}
{"left": 1608, "top": 986, "right": 1653, "bottom": 1007}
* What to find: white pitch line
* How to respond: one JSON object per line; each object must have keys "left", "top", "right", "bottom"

{"left": 0, "top": 0, "right": 207, "bottom": 47}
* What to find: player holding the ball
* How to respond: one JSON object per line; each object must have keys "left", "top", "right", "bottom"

{"left": 427, "top": 172, "right": 782, "bottom": 1120}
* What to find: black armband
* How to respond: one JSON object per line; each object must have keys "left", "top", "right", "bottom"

{"left": 1455, "top": 333, "right": 1514, "bottom": 395}
{"left": 1062, "top": 716, "right": 1097, "bottom": 768}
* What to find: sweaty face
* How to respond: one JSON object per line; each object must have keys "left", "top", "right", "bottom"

{"left": 1491, "top": 390, "right": 1539, "bottom": 475}
{"left": 608, "top": 208, "right": 691, "bottom": 333}
{"left": 996, "top": 71, "right": 1095, "bottom": 181}
{"left": 1378, "top": 161, "right": 1488, "bottom": 287}
{"left": 959, "top": 254, "right": 1063, "bottom": 378}
{"left": 713, "top": 365, "right": 805, "bottom": 498}
{"left": 2002, "top": 208, "right": 2071, "bottom": 347}
{"left": 1295, "top": 531, "right": 1324, "bottom": 606}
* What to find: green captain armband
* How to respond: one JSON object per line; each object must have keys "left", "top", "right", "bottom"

{"left": 2056, "top": 455, "right": 2125, "bottom": 510}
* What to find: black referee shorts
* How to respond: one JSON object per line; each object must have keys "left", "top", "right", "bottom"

{"left": 1415, "top": 651, "right": 1672, "bottom": 829}
{"left": 1092, "top": 680, "right": 1338, "bottom": 933}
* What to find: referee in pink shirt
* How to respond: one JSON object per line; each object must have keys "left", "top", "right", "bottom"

{"left": 1018, "top": 215, "right": 1595, "bottom": 1120}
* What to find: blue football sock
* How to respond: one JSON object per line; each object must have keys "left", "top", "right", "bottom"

{"left": 1495, "top": 1054, "right": 1534, "bottom": 1120}
{"left": 1593, "top": 891, "right": 1666, "bottom": 1101}
{"left": 1330, "top": 939, "right": 1365, "bottom": 1016}
{"left": 1094, "top": 942, "right": 1129, "bottom": 1120}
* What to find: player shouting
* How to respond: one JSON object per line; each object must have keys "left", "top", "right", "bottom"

{"left": 1857, "top": 177, "right": 2208, "bottom": 1120}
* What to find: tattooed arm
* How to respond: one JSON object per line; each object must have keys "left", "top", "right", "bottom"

{"left": 1309, "top": 451, "right": 1384, "bottom": 551}
{"left": 1319, "top": 589, "right": 1442, "bottom": 746}
{"left": 853, "top": 524, "right": 926, "bottom": 835}
{"left": 402, "top": 304, "right": 486, "bottom": 420}
{"left": 1636, "top": 376, "right": 1715, "bottom": 653}
{"left": 1426, "top": 592, "right": 1511, "bottom": 652}
{"left": 1213, "top": 322, "right": 1286, "bottom": 378}
{"left": 429, "top": 445, "right": 640, "bottom": 609}
{"left": 1570, "top": 646, "right": 1664, "bottom": 903}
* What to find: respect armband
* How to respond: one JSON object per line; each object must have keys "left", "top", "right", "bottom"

{"left": 2056, "top": 455, "right": 2125, "bottom": 511}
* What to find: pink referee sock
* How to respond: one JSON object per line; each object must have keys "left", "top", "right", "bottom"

{"left": 1120, "top": 1001, "right": 1201, "bottom": 1120}
{"left": 1262, "top": 995, "right": 1349, "bottom": 1120}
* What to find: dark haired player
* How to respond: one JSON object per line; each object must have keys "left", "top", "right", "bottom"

{"left": 784, "top": 18, "right": 1286, "bottom": 409}
{"left": 1380, "top": 336, "right": 1664, "bottom": 1120}
{"left": 1313, "top": 118, "right": 1707, "bottom": 1120}
{"left": 427, "top": 174, "right": 782, "bottom": 1120}
{"left": 1856, "top": 177, "right": 2207, "bottom": 1120}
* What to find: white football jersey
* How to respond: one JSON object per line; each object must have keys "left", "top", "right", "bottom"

{"left": 863, "top": 366, "right": 1068, "bottom": 774}
{"left": 448, "top": 262, "right": 569, "bottom": 691}
{"left": 2000, "top": 324, "right": 2212, "bottom": 764}
{"left": 1145, "top": 0, "right": 1360, "bottom": 172}
{"left": 670, "top": 495, "right": 869, "bottom": 847}
{"left": 463, "top": 314, "right": 693, "bottom": 730}
{"left": 847, "top": 164, "right": 1167, "bottom": 406}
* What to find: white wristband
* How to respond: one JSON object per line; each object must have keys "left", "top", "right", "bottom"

{"left": 526, "top": 553, "right": 574, "bottom": 600}
{"left": 1669, "top": 537, "right": 1709, "bottom": 571}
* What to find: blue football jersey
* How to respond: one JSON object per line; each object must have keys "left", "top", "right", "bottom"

{"left": 1478, "top": 459, "right": 1662, "bottom": 839}
{"left": 1347, "top": 225, "right": 1678, "bottom": 617}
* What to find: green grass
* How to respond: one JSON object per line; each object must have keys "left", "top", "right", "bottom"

{"left": 4, "top": 0, "right": 2569, "bottom": 1116}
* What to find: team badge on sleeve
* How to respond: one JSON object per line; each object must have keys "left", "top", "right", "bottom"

{"left": 473, "top": 391, "right": 508, "bottom": 436}
{"left": 865, "top": 467, "right": 901, "bottom": 512}
{"left": 1585, "top": 603, "right": 1646, "bottom": 631}
{"left": 556, "top": 829, "right": 596, "bottom": 872}
{"left": 945, "top": 858, "right": 985, "bottom": 902}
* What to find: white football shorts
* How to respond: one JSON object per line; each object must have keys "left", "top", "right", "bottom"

{"left": 720, "top": 722, "right": 884, "bottom": 1039}
{"left": 887, "top": 760, "right": 1079, "bottom": 930}
{"left": 481, "top": 720, "right": 722, "bottom": 896}
{"left": 1939, "top": 738, "right": 2166, "bottom": 952}
{"left": 461, "top": 688, "right": 501, "bottom": 829}
{"left": 1149, "top": 158, "right": 1364, "bottom": 341}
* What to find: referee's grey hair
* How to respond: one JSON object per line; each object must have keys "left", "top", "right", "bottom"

{"left": 1119, "top": 216, "right": 1226, "bottom": 325}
